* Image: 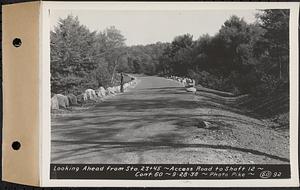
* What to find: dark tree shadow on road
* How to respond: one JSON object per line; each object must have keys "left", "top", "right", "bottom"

{"left": 51, "top": 79, "right": 286, "bottom": 164}
{"left": 51, "top": 140, "right": 289, "bottom": 163}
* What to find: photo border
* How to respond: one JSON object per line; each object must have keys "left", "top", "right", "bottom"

{"left": 40, "top": 1, "right": 299, "bottom": 187}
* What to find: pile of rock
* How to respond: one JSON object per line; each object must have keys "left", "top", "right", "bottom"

{"left": 166, "top": 75, "right": 195, "bottom": 87}
{"left": 166, "top": 75, "right": 197, "bottom": 93}
{"left": 51, "top": 76, "right": 138, "bottom": 110}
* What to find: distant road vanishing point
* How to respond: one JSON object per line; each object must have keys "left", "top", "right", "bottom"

{"left": 51, "top": 76, "right": 289, "bottom": 164}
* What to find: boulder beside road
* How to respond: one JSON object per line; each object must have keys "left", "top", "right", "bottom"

{"left": 54, "top": 94, "right": 69, "bottom": 108}
{"left": 76, "top": 94, "right": 85, "bottom": 104}
{"left": 51, "top": 95, "right": 59, "bottom": 110}
{"left": 67, "top": 94, "right": 77, "bottom": 105}
{"left": 85, "top": 89, "right": 97, "bottom": 100}
{"left": 107, "top": 87, "right": 116, "bottom": 95}
{"left": 51, "top": 75, "right": 139, "bottom": 110}
{"left": 186, "top": 87, "right": 197, "bottom": 93}
{"left": 97, "top": 87, "right": 106, "bottom": 97}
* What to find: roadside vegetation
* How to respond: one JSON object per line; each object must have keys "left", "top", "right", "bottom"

{"left": 51, "top": 10, "right": 289, "bottom": 127}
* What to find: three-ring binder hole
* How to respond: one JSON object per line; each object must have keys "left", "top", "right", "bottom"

{"left": 12, "top": 141, "right": 21, "bottom": 150}
{"left": 12, "top": 38, "right": 22, "bottom": 47}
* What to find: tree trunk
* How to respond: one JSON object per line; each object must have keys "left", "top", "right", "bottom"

{"left": 110, "top": 52, "right": 127, "bottom": 84}
{"left": 279, "top": 56, "right": 282, "bottom": 80}
{"left": 111, "top": 60, "right": 118, "bottom": 84}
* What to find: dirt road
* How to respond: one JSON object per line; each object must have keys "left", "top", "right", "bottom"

{"left": 51, "top": 76, "right": 289, "bottom": 164}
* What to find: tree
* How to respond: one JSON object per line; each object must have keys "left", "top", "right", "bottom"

{"left": 159, "top": 34, "right": 194, "bottom": 76}
{"left": 92, "top": 58, "right": 112, "bottom": 88}
{"left": 256, "top": 9, "right": 289, "bottom": 80}
{"left": 51, "top": 15, "right": 97, "bottom": 94}
{"left": 51, "top": 16, "right": 128, "bottom": 94}
{"left": 217, "top": 16, "right": 252, "bottom": 73}
{"left": 95, "top": 26, "right": 128, "bottom": 83}
{"left": 102, "top": 26, "right": 126, "bottom": 50}
{"left": 123, "top": 43, "right": 167, "bottom": 75}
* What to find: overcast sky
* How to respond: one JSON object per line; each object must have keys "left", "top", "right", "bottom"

{"left": 50, "top": 10, "right": 258, "bottom": 46}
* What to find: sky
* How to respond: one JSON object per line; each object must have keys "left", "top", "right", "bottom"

{"left": 50, "top": 10, "right": 258, "bottom": 46}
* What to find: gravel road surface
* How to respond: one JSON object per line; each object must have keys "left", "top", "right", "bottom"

{"left": 51, "top": 76, "right": 289, "bottom": 164}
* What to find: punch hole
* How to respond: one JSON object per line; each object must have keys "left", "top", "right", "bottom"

{"left": 12, "top": 38, "right": 22, "bottom": 47}
{"left": 12, "top": 141, "right": 21, "bottom": 150}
